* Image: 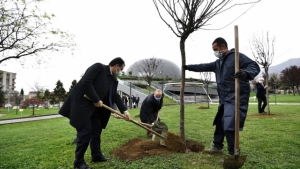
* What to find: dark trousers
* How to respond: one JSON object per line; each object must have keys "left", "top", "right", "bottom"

{"left": 257, "top": 97, "right": 267, "bottom": 113}
{"left": 213, "top": 107, "right": 235, "bottom": 155}
{"left": 74, "top": 117, "right": 103, "bottom": 166}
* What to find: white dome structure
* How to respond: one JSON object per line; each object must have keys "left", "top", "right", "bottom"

{"left": 125, "top": 58, "right": 181, "bottom": 79}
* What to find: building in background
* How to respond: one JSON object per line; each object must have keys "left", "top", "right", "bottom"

{"left": 0, "top": 70, "right": 16, "bottom": 92}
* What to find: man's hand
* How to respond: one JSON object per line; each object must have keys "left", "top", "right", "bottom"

{"left": 112, "top": 113, "right": 122, "bottom": 119}
{"left": 94, "top": 100, "right": 103, "bottom": 107}
{"left": 265, "top": 85, "right": 268, "bottom": 88}
{"left": 124, "top": 111, "right": 131, "bottom": 121}
{"left": 234, "top": 70, "right": 248, "bottom": 80}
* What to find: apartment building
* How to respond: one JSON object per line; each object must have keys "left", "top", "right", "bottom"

{"left": 0, "top": 70, "right": 16, "bottom": 91}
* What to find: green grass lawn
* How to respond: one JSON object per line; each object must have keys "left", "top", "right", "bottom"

{"left": 1, "top": 104, "right": 300, "bottom": 169}
{"left": 249, "top": 93, "right": 300, "bottom": 103}
{"left": 0, "top": 107, "right": 60, "bottom": 120}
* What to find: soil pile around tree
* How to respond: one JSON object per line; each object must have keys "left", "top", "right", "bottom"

{"left": 111, "top": 131, "right": 205, "bottom": 161}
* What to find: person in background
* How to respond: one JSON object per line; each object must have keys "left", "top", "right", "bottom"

{"left": 183, "top": 37, "right": 260, "bottom": 156}
{"left": 139, "top": 89, "right": 164, "bottom": 138}
{"left": 59, "top": 57, "right": 131, "bottom": 169}
{"left": 135, "top": 94, "right": 140, "bottom": 108}
{"left": 256, "top": 77, "right": 268, "bottom": 113}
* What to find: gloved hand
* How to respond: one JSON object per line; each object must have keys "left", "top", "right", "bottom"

{"left": 183, "top": 65, "right": 188, "bottom": 70}
{"left": 234, "top": 70, "right": 248, "bottom": 80}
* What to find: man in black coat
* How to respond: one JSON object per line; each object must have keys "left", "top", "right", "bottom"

{"left": 140, "top": 89, "right": 163, "bottom": 138}
{"left": 59, "top": 57, "right": 131, "bottom": 169}
{"left": 256, "top": 77, "right": 268, "bottom": 113}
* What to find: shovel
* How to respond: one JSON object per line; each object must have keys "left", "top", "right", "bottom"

{"left": 223, "top": 26, "right": 247, "bottom": 169}
{"left": 83, "top": 94, "right": 167, "bottom": 142}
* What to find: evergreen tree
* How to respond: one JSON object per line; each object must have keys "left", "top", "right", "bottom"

{"left": 52, "top": 80, "right": 66, "bottom": 108}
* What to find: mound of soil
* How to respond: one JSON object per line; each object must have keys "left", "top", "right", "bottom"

{"left": 111, "top": 131, "right": 204, "bottom": 161}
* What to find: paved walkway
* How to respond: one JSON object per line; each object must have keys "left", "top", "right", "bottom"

{"left": 0, "top": 114, "right": 63, "bottom": 125}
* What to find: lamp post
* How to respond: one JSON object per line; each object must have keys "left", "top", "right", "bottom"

{"left": 274, "top": 82, "right": 277, "bottom": 105}
{"left": 160, "top": 71, "right": 164, "bottom": 92}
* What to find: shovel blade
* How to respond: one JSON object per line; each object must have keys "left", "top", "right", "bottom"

{"left": 159, "top": 130, "right": 168, "bottom": 146}
{"left": 223, "top": 155, "right": 247, "bottom": 169}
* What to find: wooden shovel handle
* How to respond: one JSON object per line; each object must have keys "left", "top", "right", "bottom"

{"left": 234, "top": 25, "right": 240, "bottom": 154}
{"left": 83, "top": 94, "right": 166, "bottom": 139}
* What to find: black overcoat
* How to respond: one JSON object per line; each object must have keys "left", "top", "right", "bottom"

{"left": 140, "top": 93, "right": 163, "bottom": 123}
{"left": 59, "top": 63, "right": 127, "bottom": 130}
{"left": 186, "top": 49, "right": 260, "bottom": 131}
{"left": 256, "top": 83, "right": 266, "bottom": 98}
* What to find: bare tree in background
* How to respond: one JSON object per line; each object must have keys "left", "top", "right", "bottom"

{"left": 135, "top": 57, "right": 162, "bottom": 93}
{"left": 249, "top": 31, "right": 275, "bottom": 115}
{"left": 30, "top": 82, "right": 45, "bottom": 99}
{"left": 0, "top": 0, "right": 75, "bottom": 65}
{"left": 200, "top": 72, "right": 211, "bottom": 108}
{"left": 153, "top": 0, "right": 260, "bottom": 142}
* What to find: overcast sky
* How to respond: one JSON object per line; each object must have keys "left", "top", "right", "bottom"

{"left": 0, "top": 0, "right": 299, "bottom": 94}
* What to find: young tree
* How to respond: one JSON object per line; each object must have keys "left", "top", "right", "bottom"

{"left": 269, "top": 73, "right": 280, "bottom": 93}
{"left": 30, "top": 82, "right": 45, "bottom": 99}
{"left": 0, "top": 85, "right": 5, "bottom": 106}
{"left": 12, "top": 91, "right": 23, "bottom": 114}
{"left": 135, "top": 57, "right": 162, "bottom": 93}
{"left": 153, "top": 0, "right": 260, "bottom": 142}
{"left": 249, "top": 31, "right": 275, "bottom": 115}
{"left": 43, "top": 89, "right": 51, "bottom": 109}
{"left": 52, "top": 80, "right": 66, "bottom": 108}
{"left": 22, "top": 97, "right": 43, "bottom": 115}
{"left": 200, "top": 72, "right": 212, "bottom": 108}
{"left": 0, "top": 0, "right": 75, "bottom": 64}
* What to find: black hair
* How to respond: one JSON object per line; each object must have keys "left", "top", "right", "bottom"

{"left": 212, "top": 37, "right": 228, "bottom": 48}
{"left": 109, "top": 57, "right": 125, "bottom": 67}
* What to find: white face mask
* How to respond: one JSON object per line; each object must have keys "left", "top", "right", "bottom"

{"left": 214, "top": 51, "right": 223, "bottom": 58}
{"left": 258, "top": 80, "right": 263, "bottom": 83}
{"left": 116, "top": 71, "right": 122, "bottom": 76}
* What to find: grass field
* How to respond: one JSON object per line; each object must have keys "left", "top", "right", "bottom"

{"left": 0, "top": 103, "right": 300, "bottom": 169}
{"left": 0, "top": 107, "right": 60, "bottom": 120}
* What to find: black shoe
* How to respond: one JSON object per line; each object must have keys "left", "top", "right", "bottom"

{"left": 74, "top": 163, "right": 93, "bottom": 169}
{"left": 92, "top": 155, "right": 111, "bottom": 163}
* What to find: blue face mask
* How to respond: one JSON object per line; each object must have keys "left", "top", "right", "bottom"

{"left": 155, "top": 97, "right": 161, "bottom": 101}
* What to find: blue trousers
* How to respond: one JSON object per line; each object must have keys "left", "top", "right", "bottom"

{"left": 74, "top": 116, "right": 103, "bottom": 166}
{"left": 213, "top": 106, "right": 235, "bottom": 155}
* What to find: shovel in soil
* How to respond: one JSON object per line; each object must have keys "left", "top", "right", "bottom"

{"left": 84, "top": 94, "right": 167, "bottom": 141}
{"left": 223, "top": 26, "right": 247, "bottom": 169}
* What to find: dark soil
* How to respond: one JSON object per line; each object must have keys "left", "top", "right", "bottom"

{"left": 111, "top": 131, "right": 204, "bottom": 161}
{"left": 247, "top": 113, "right": 276, "bottom": 118}
{"left": 198, "top": 106, "right": 209, "bottom": 109}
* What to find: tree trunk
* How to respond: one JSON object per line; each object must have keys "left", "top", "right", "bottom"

{"left": 179, "top": 38, "right": 187, "bottom": 144}
{"left": 265, "top": 69, "right": 270, "bottom": 115}
{"left": 207, "top": 85, "right": 210, "bottom": 109}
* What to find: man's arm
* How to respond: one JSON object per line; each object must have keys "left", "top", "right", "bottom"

{"left": 184, "top": 61, "right": 216, "bottom": 72}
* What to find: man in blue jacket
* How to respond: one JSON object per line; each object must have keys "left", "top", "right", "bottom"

{"left": 184, "top": 37, "right": 260, "bottom": 155}
{"left": 140, "top": 89, "right": 163, "bottom": 138}
{"left": 59, "top": 57, "right": 131, "bottom": 169}
{"left": 256, "top": 77, "right": 268, "bottom": 113}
